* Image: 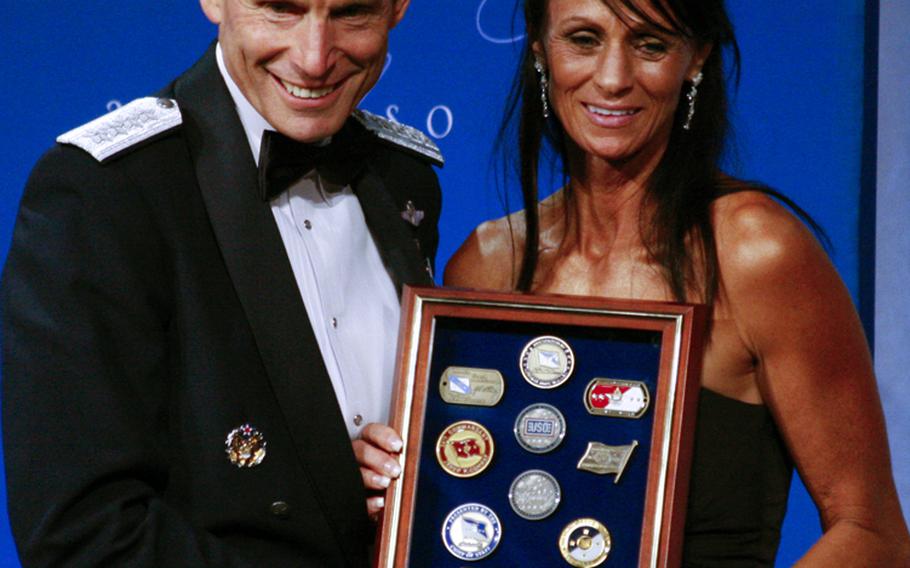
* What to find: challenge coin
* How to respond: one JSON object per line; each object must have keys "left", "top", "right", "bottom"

{"left": 225, "top": 423, "right": 267, "bottom": 468}
{"left": 519, "top": 335, "right": 575, "bottom": 389}
{"left": 584, "top": 378, "right": 651, "bottom": 418}
{"left": 558, "top": 518, "right": 612, "bottom": 567}
{"left": 436, "top": 420, "right": 495, "bottom": 478}
{"left": 513, "top": 403, "right": 567, "bottom": 454}
{"left": 439, "top": 366, "right": 505, "bottom": 407}
{"left": 508, "top": 469, "right": 561, "bottom": 520}
{"left": 441, "top": 503, "right": 502, "bottom": 561}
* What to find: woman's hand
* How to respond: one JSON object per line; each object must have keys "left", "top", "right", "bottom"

{"left": 352, "top": 423, "right": 404, "bottom": 518}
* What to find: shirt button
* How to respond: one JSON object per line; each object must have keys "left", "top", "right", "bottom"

{"left": 353, "top": 414, "right": 363, "bottom": 426}
{"left": 304, "top": 219, "right": 312, "bottom": 230}
{"left": 269, "top": 500, "right": 291, "bottom": 519}
{"left": 331, "top": 317, "right": 338, "bottom": 328}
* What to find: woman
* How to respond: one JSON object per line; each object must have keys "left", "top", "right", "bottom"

{"left": 444, "top": 0, "right": 910, "bottom": 565}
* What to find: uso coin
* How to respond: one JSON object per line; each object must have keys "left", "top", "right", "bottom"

{"left": 514, "top": 403, "right": 567, "bottom": 454}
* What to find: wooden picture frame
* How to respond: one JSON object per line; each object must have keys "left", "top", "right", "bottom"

{"left": 376, "top": 286, "right": 706, "bottom": 567}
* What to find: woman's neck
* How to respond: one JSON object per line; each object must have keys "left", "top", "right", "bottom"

{"left": 557, "top": 143, "right": 664, "bottom": 256}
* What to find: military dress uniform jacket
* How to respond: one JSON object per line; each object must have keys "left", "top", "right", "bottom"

{"left": 1, "top": 44, "right": 441, "bottom": 567}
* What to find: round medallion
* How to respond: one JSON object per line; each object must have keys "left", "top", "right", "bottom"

{"left": 508, "top": 469, "right": 561, "bottom": 520}
{"left": 441, "top": 503, "right": 502, "bottom": 561}
{"left": 513, "top": 403, "right": 567, "bottom": 454}
{"left": 558, "top": 518, "right": 611, "bottom": 567}
{"left": 436, "top": 420, "right": 495, "bottom": 477}
{"left": 519, "top": 335, "right": 575, "bottom": 389}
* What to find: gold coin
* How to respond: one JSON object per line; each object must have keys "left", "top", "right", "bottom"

{"left": 558, "top": 518, "right": 611, "bottom": 567}
{"left": 435, "top": 420, "right": 495, "bottom": 478}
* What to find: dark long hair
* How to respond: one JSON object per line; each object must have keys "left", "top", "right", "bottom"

{"left": 506, "top": 0, "right": 824, "bottom": 310}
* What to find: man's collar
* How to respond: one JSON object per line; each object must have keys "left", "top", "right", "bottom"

{"left": 215, "top": 43, "right": 275, "bottom": 166}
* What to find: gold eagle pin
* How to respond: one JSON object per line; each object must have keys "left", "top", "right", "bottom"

{"left": 225, "top": 424, "right": 267, "bottom": 468}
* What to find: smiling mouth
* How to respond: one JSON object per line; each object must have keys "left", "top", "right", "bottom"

{"left": 280, "top": 78, "right": 337, "bottom": 99}
{"left": 586, "top": 104, "right": 638, "bottom": 117}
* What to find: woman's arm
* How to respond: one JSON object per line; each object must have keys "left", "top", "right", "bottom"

{"left": 716, "top": 191, "right": 910, "bottom": 566}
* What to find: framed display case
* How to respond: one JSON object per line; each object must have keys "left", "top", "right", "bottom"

{"left": 376, "top": 287, "right": 706, "bottom": 567}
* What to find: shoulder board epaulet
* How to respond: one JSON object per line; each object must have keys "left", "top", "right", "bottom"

{"left": 56, "top": 97, "right": 182, "bottom": 163}
{"left": 353, "top": 109, "right": 443, "bottom": 167}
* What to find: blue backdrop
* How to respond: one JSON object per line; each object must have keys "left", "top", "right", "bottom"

{"left": 1, "top": 1, "right": 899, "bottom": 566}
{"left": 876, "top": 0, "right": 910, "bottom": 526}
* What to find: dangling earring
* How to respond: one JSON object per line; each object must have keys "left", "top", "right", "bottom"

{"left": 534, "top": 58, "right": 550, "bottom": 119}
{"left": 683, "top": 71, "right": 703, "bottom": 131}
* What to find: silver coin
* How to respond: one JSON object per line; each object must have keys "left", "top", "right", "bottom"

{"left": 519, "top": 335, "right": 575, "bottom": 389}
{"left": 508, "top": 469, "right": 561, "bottom": 521}
{"left": 513, "top": 403, "right": 567, "bottom": 454}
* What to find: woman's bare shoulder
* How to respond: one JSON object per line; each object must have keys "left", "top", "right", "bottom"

{"left": 712, "top": 188, "right": 824, "bottom": 284}
{"left": 710, "top": 186, "right": 846, "bottom": 360}
{"left": 443, "top": 212, "right": 525, "bottom": 291}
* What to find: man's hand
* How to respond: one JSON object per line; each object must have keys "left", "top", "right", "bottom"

{"left": 352, "top": 423, "right": 404, "bottom": 517}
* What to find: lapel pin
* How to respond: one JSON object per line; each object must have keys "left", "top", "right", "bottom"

{"left": 577, "top": 440, "right": 639, "bottom": 484}
{"left": 225, "top": 423, "right": 267, "bottom": 468}
{"left": 401, "top": 200, "right": 424, "bottom": 227}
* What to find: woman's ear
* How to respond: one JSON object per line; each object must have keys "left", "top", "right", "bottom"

{"left": 531, "top": 40, "right": 545, "bottom": 66}
{"left": 688, "top": 42, "right": 714, "bottom": 80}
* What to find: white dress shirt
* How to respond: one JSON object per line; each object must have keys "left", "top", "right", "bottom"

{"left": 216, "top": 45, "right": 401, "bottom": 439}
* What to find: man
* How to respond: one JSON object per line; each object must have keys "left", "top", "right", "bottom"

{"left": 1, "top": 0, "right": 440, "bottom": 565}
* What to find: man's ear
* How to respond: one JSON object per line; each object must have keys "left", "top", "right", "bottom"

{"left": 390, "top": 0, "right": 411, "bottom": 28}
{"left": 199, "top": 0, "right": 224, "bottom": 25}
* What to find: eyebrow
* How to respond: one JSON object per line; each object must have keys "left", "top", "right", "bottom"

{"left": 554, "top": 13, "right": 676, "bottom": 39}
{"left": 554, "top": 15, "right": 600, "bottom": 28}
{"left": 330, "top": 0, "right": 383, "bottom": 10}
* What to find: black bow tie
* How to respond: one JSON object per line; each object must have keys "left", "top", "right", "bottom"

{"left": 257, "top": 120, "right": 372, "bottom": 201}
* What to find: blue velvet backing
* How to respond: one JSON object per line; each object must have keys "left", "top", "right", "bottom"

{"left": 406, "top": 316, "right": 662, "bottom": 566}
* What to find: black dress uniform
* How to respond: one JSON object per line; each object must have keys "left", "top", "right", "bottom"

{"left": 1, "top": 43, "right": 441, "bottom": 567}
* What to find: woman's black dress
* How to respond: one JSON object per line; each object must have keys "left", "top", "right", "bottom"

{"left": 683, "top": 389, "right": 794, "bottom": 567}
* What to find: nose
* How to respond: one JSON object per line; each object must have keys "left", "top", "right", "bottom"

{"left": 592, "top": 43, "right": 634, "bottom": 98}
{"left": 290, "top": 17, "right": 337, "bottom": 79}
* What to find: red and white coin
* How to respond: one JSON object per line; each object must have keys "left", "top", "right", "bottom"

{"left": 584, "top": 378, "right": 650, "bottom": 418}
